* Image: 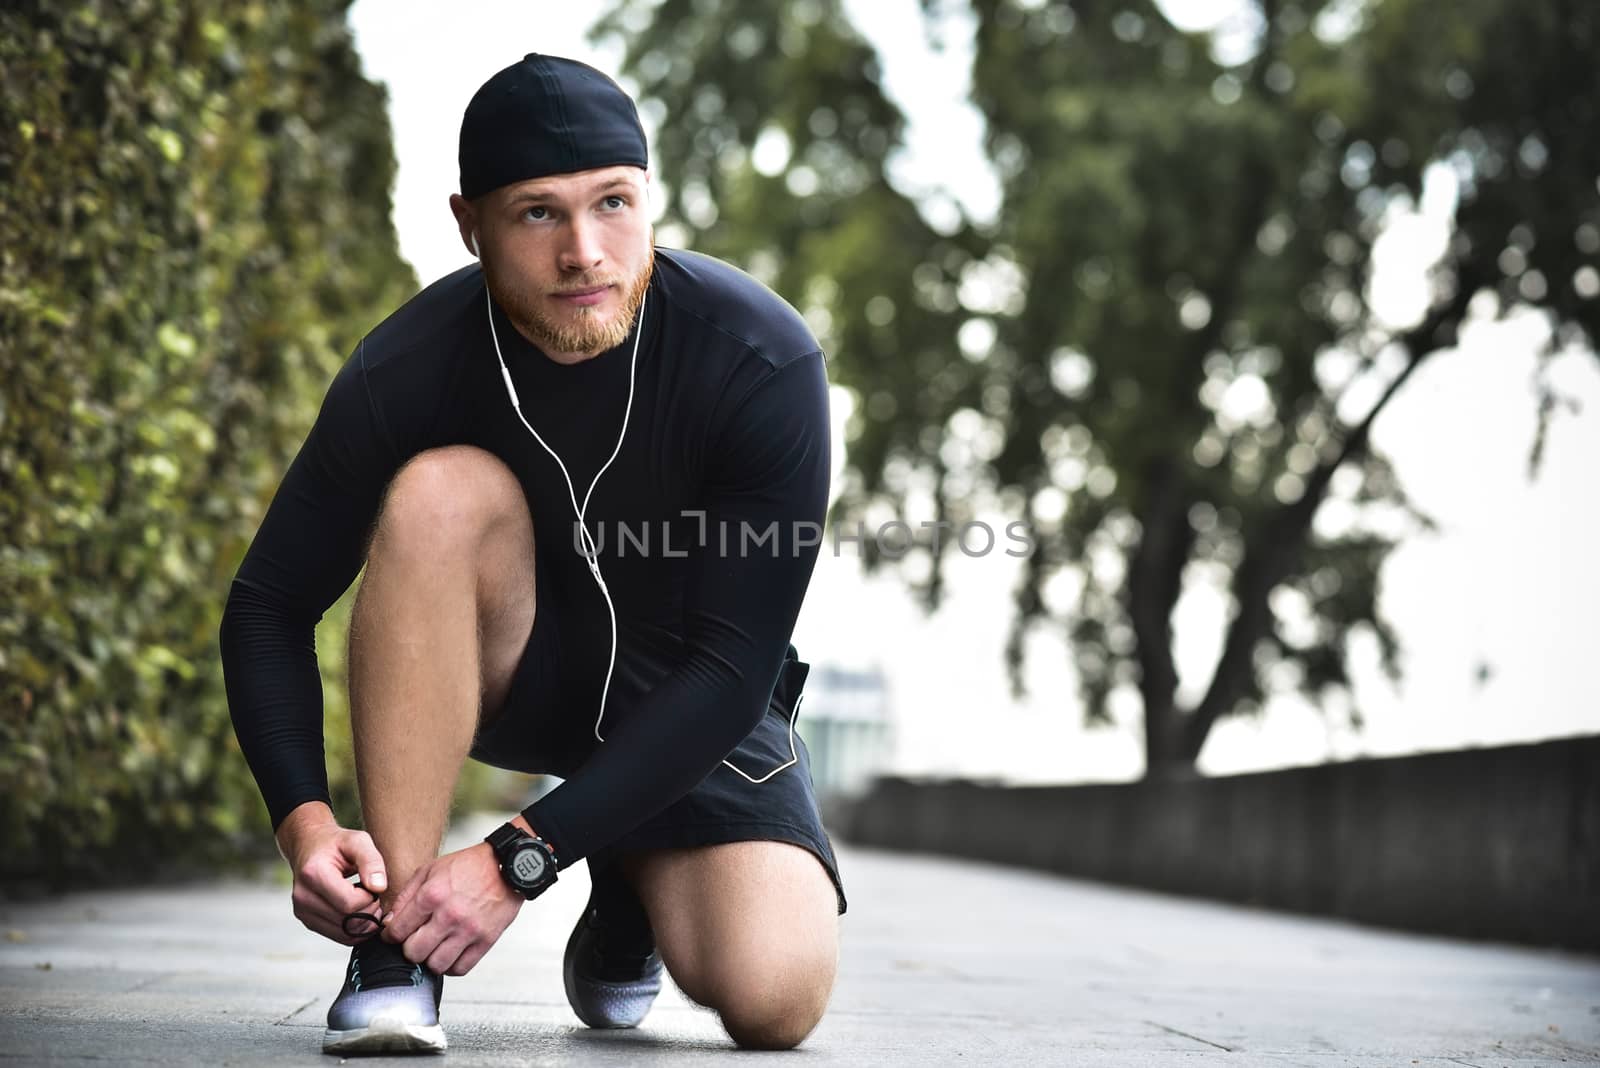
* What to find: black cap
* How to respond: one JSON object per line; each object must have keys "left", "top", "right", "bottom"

{"left": 458, "top": 54, "right": 648, "bottom": 200}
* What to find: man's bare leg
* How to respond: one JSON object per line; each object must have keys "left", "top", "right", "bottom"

{"left": 624, "top": 841, "right": 840, "bottom": 1049}
{"left": 348, "top": 445, "right": 537, "bottom": 914}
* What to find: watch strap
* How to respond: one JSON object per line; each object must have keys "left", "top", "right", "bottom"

{"left": 486, "top": 821, "right": 526, "bottom": 853}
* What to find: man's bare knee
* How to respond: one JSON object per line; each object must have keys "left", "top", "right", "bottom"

{"left": 712, "top": 963, "right": 835, "bottom": 1050}
{"left": 633, "top": 841, "right": 839, "bottom": 1049}
{"left": 374, "top": 445, "right": 529, "bottom": 556}
{"left": 664, "top": 938, "right": 835, "bottom": 1050}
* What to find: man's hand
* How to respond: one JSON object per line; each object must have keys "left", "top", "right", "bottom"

{"left": 276, "top": 801, "right": 389, "bottom": 945}
{"left": 382, "top": 843, "right": 522, "bottom": 976}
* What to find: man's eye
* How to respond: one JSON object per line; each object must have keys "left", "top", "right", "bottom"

{"left": 603, "top": 195, "right": 626, "bottom": 209}
{"left": 523, "top": 206, "right": 549, "bottom": 221}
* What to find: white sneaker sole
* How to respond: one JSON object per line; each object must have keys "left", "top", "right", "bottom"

{"left": 322, "top": 1015, "right": 447, "bottom": 1055}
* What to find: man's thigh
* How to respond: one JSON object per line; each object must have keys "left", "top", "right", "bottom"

{"left": 622, "top": 840, "right": 839, "bottom": 1008}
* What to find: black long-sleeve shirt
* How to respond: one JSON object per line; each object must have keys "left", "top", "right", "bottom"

{"left": 219, "top": 248, "right": 830, "bottom": 868}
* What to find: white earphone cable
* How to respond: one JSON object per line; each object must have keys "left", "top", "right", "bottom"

{"left": 484, "top": 283, "right": 797, "bottom": 783}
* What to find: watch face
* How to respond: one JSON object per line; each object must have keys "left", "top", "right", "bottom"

{"left": 510, "top": 845, "right": 547, "bottom": 885}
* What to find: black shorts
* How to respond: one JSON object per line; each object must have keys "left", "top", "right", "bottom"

{"left": 467, "top": 601, "right": 847, "bottom": 915}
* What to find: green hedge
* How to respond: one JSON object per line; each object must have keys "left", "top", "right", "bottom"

{"left": 0, "top": 0, "right": 421, "bottom": 884}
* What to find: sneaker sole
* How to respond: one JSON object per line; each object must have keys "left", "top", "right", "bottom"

{"left": 322, "top": 1017, "right": 447, "bottom": 1055}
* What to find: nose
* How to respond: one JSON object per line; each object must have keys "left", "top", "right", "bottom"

{"left": 559, "top": 215, "right": 604, "bottom": 273}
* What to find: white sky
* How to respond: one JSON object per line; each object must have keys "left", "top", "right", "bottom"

{"left": 348, "top": 1, "right": 1600, "bottom": 782}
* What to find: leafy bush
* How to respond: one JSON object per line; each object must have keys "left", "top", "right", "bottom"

{"left": 0, "top": 0, "right": 420, "bottom": 884}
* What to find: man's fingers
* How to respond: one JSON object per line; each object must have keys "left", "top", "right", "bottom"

{"left": 446, "top": 940, "right": 489, "bottom": 977}
{"left": 426, "top": 932, "right": 473, "bottom": 977}
{"left": 341, "top": 831, "right": 388, "bottom": 895}
{"left": 312, "top": 917, "right": 357, "bottom": 945}
{"left": 337, "top": 899, "right": 385, "bottom": 942}
{"left": 401, "top": 919, "right": 445, "bottom": 967}
{"left": 284, "top": 824, "right": 388, "bottom": 947}
{"left": 384, "top": 898, "right": 423, "bottom": 945}
{"left": 298, "top": 903, "right": 365, "bottom": 945}
{"left": 382, "top": 869, "right": 425, "bottom": 942}
{"left": 303, "top": 855, "right": 378, "bottom": 915}
{"left": 292, "top": 883, "right": 379, "bottom": 942}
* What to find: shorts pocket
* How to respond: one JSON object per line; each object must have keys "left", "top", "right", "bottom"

{"left": 768, "top": 644, "right": 810, "bottom": 719}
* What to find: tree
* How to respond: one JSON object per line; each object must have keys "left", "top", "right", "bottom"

{"left": 596, "top": 0, "right": 1598, "bottom": 776}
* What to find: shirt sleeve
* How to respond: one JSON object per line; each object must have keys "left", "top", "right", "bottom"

{"left": 219, "top": 344, "right": 400, "bottom": 830}
{"left": 523, "top": 350, "right": 831, "bottom": 866}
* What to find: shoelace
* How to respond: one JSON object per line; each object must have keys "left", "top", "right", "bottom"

{"left": 342, "top": 904, "right": 387, "bottom": 942}
{"left": 342, "top": 876, "right": 390, "bottom": 942}
{"left": 340, "top": 902, "right": 423, "bottom": 990}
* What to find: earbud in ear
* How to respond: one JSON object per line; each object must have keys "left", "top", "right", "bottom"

{"left": 471, "top": 232, "right": 481, "bottom": 257}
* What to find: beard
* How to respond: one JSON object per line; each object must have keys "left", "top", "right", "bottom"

{"left": 488, "top": 244, "right": 655, "bottom": 359}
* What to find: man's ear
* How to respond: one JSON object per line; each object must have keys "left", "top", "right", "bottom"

{"left": 448, "top": 192, "right": 478, "bottom": 259}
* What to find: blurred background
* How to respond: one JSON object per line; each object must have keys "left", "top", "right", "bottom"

{"left": 2, "top": 0, "right": 1596, "bottom": 946}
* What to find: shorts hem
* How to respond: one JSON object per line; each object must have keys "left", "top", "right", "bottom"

{"left": 588, "top": 818, "right": 847, "bottom": 915}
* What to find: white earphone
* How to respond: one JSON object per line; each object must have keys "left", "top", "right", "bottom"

{"left": 482, "top": 272, "right": 799, "bottom": 784}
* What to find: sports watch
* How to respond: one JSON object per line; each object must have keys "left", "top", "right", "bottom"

{"left": 484, "top": 822, "right": 559, "bottom": 901}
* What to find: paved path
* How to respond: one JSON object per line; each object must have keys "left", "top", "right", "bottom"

{"left": 3, "top": 814, "right": 1597, "bottom": 1065}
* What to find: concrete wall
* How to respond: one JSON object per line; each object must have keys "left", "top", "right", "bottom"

{"left": 831, "top": 736, "right": 1600, "bottom": 951}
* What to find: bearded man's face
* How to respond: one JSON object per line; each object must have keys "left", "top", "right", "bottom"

{"left": 468, "top": 165, "right": 654, "bottom": 363}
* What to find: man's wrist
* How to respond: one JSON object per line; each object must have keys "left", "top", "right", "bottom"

{"left": 274, "top": 799, "right": 336, "bottom": 860}
{"left": 485, "top": 817, "right": 560, "bottom": 900}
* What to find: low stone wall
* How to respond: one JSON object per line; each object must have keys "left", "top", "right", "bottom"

{"left": 831, "top": 736, "right": 1600, "bottom": 951}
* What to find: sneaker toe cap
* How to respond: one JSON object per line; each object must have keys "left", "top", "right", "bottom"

{"left": 327, "top": 986, "right": 440, "bottom": 1031}
{"left": 566, "top": 969, "right": 664, "bottom": 1029}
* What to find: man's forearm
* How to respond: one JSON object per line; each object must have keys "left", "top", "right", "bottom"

{"left": 220, "top": 578, "right": 337, "bottom": 830}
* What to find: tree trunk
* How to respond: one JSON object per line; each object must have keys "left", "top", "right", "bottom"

{"left": 1129, "top": 458, "right": 1195, "bottom": 778}
{"left": 1174, "top": 267, "right": 1483, "bottom": 768}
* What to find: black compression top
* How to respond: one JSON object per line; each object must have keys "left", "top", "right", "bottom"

{"left": 219, "top": 248, "right": 831, "bottom": 869}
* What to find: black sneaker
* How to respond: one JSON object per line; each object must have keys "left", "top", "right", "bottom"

{"left": 563, "top": 869, "right": 664, "bottom": 1029}
{"left": 322, "top": 934, "right": 446, "bottom": 1055}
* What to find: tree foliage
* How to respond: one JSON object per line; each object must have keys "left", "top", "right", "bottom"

{"left": 0, "top": 0, "right": 416, "bottom": 882}
{"left": 597, "top": 0, "right": 1599, "bottom": 773}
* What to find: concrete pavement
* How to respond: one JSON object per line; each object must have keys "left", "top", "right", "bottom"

{"left": 3, "top": 813, "right": 1597, "bottom": 1065}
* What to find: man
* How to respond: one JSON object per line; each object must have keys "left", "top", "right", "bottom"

{"left": 219, "top": 54, "right": 843, "bottom": 1055}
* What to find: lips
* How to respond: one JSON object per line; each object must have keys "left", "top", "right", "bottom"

{"left": 553, "top": 284, "right": 612, "bottom": 307}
